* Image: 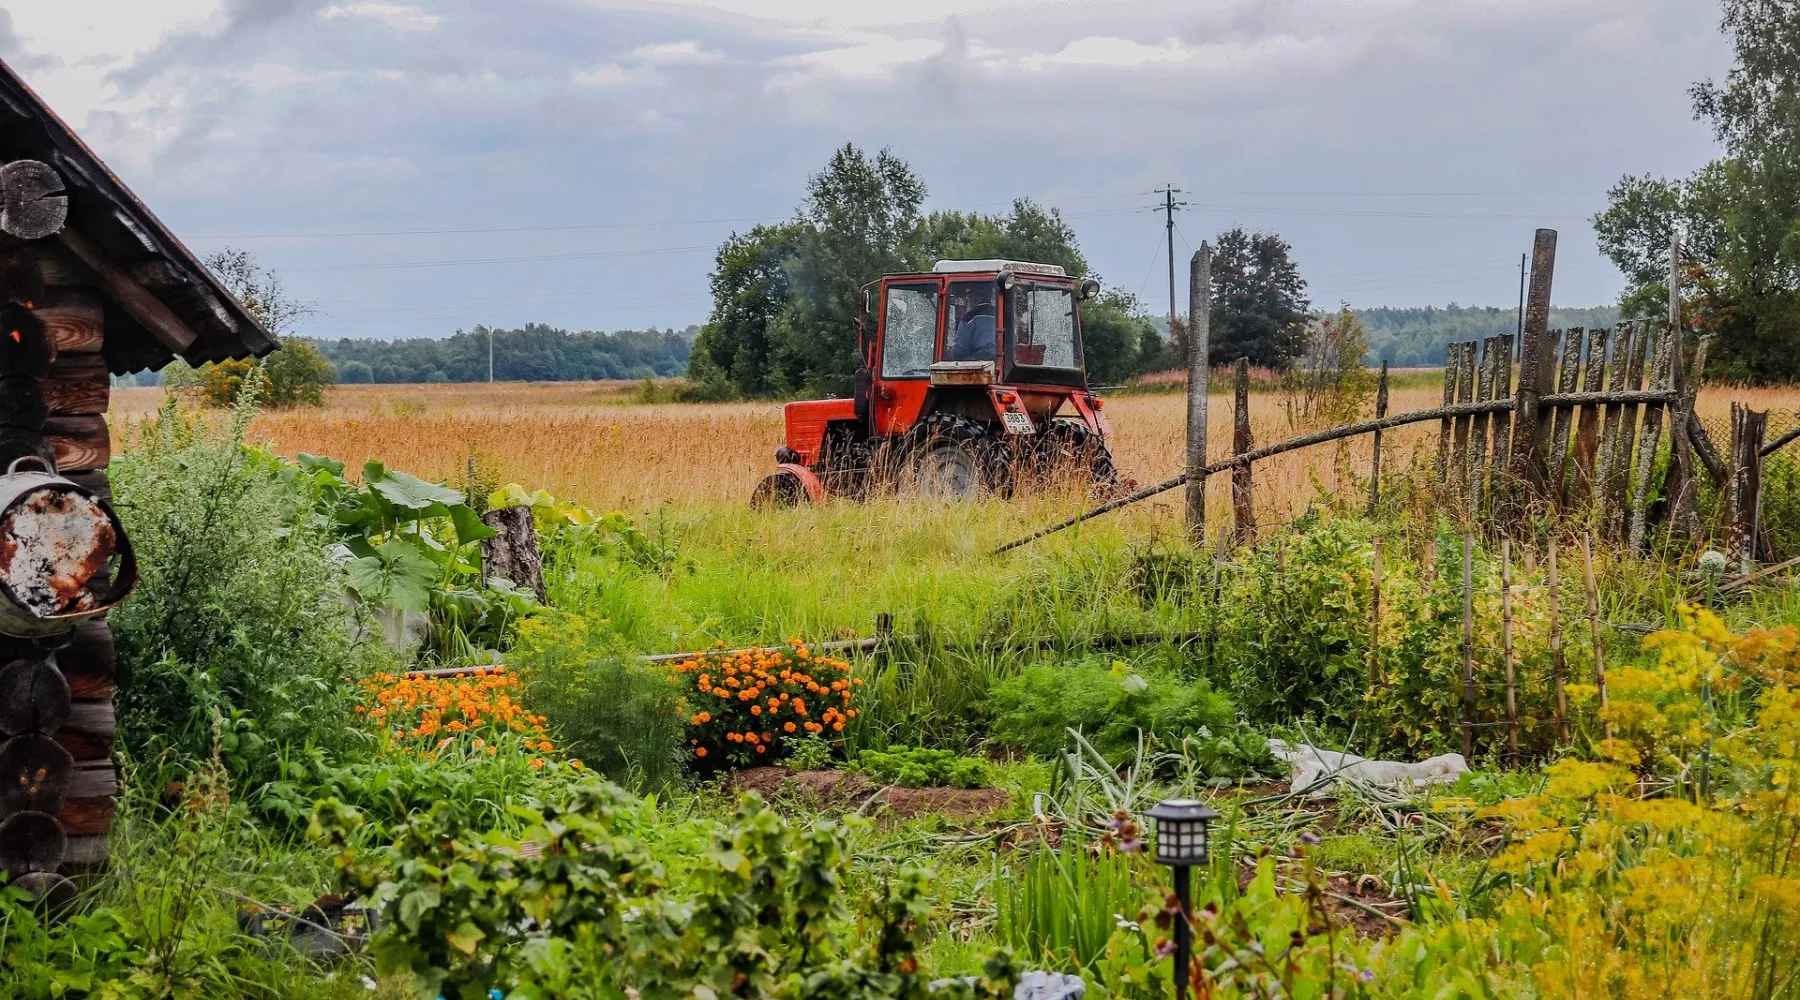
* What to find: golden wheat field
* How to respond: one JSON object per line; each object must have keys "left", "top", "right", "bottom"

{"left": 107, "top": 381, "right": 1800, "bottom": 524}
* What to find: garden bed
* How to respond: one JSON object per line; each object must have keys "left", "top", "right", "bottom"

{"left": 726, "top": 767, "right": 1013, "bottom": 819}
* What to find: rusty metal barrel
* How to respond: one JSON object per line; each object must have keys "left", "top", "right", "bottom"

{"left": 0, "top": 456, "right": 134, "bottom": 639}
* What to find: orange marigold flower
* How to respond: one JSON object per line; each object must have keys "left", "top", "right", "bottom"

{"left": 696, "top": 747, "right": 708, "bottom": 758}
{"left": 784, "top": 722, "right": 797, "bottom": 733}
{"left": 755, "top": 744, "right": 767, "bottom": 753}
{"left": 751, "top": 705, "right": 762, "bottom": 716}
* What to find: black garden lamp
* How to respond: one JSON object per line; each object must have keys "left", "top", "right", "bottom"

{"left": 1148, "top": 798, "right": 1220, "bottom": 1000}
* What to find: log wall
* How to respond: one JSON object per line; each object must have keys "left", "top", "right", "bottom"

{"left": 0, "top": 250, "right": 117, "bottom": 893}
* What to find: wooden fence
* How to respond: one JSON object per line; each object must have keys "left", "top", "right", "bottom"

{"left": 994, "top": 321, "right": 1772, "bottom": 560}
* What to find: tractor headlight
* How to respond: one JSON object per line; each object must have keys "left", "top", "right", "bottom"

{"left": 998, "top": 269, "right": 1016, "bottom": 290}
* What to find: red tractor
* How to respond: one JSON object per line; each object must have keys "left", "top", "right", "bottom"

{"left": 753, "top": 259, "right": 1122, "bottom": 506}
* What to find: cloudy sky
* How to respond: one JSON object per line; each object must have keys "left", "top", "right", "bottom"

{"left": 3, "top": 0, "right": 1731, "bottom": 340}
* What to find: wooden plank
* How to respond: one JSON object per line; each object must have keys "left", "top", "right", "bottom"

{"left": 55, "top": 228, "right": 198, "bottom": 353}
{"left": 1627, "top": 330, "right": 1674, "bottom": 553}
{"left": 1609, "top": 324, "right": 1651, "bottom": 537}
{"left": 1439, "top": 345, "right": 1457, "bottom": 484}
{"left": 1596, "top": 325, "right": 1632, "bottom": 526}
{"left": 1571, "top": 327, "right": 1609, "bottom": 504}
{"left": 31, "top": 244, "right": 86, "bottom": 289}
{"left": 42, "top": 413, "right": 108, "bottom": 472}
{"left": 1488, "top": 333, "right": 1514, "bottom": 493}
{"left": 1368, "top": 361, "right": 1389, "bottom": 516}
{"left": 56, "top": 620, "right": 115, "bottom": 701}
{"left": 1549, "top": 328, "right": 1583, "bottom": 503}
{"left": 1665, "top": 334, "right": 1713, "bottom": 535}
{"left": 41, "top": 352, "right": 108, "bottom": 415}
{"left": 1452, "top": 342, "right": 1475, "bottom": 499}
{"left": 1232, "top": 358, "right": 1254, "bottom": 546}
{"left": 49, "top": 699, "right": 112, "bottom": 761}
{"left": 61, "top": 833, "right": 108, "bottom": 867}
{"left": 1469, "top": 337, "right": 1496, "bottom": 511}
{"left": 35, "top": 289, "right": 103, "bottom": 354}
{"left": 55, "top": 761, "right": 115, "bottom": 836}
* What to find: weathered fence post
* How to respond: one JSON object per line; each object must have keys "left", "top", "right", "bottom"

{"left": 1609, "top": 323, "right": 1652, "bottom": 539}
{"left": 1439, "top": 348, "right": 1456, "bottom": 486}
{"left": 1549, "top": 328, "right": 1583, "bottom": 503}
{"left": 1729, "top": 404, "right": 1768, "bottom": 576}
{"left": 1461, "top": 533, "right": 1476, "bottom": 760}
{"left": 1571, "top": 327, "right": 1609, "bottom": 505}
{"left": 1232, "top": 358, "right": 1255, "bottom": 546}
{"left": 1627, "top": 330, "right": 1675, "bottom": 553}
{"left": 1470, "top": 338, "right": 1497, "bottom": 512}
{"left": 1489, "top": 334, "right": 1514, "bottom": 495}
{"left": 1667, "top": 335, "right": 1712, "bottom": 536}
{"left": 1452, "top": 342, "right": 1475, "bottom": 501}
{"left": 1509, "top": 229, "right": 1560, "bottom": 509}
{"left": 1368, "top": 361, "right": 1389, "bottom": 517}
{"left": 1185, "top": 245, "right": 1211, "bottom": 548}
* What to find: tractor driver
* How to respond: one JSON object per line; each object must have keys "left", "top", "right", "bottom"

{"left": 946, "top": 283, "right": 998, "bottom": 363}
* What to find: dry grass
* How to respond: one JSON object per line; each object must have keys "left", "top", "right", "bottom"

{"left": 108, "top": 380, "right": 1800, "bottom": 524}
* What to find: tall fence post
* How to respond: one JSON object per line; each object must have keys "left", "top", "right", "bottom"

{"left": 1368, "top": 361, "right": 1388, "bottom": 517}
{"left": 1627, "top": 330, "right": 1675, "bottom": 553}
{"left": 1509, "top": 228, "right": 1559, "bottom": 509}
{"left": 1232, "top": 358, "right": 1255, "bottom": 546}
{"left": 1185, "top": 245, "right": 1211, "bottom": 548}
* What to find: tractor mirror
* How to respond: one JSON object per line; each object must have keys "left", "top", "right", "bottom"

{"left": 1080, "top": 279, "right": 1101, "bottom": 301}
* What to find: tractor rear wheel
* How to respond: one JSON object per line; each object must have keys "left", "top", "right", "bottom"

{"left": 1033, "top": 419, "right": 1121, "bottom": 492}
{"left": 910, "top": 412, "right": 1007, "bottom": 500}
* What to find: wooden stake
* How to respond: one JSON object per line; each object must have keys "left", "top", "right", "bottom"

{"left": 1368, "top": 361, "right": 1389, "bottom": 517}
{"left": 1369, "top": 536, "right": 1383, "bottom": 687}
{"left": 1582, "top": 531, "right": 1610, "bottom": 741}
{"left": 1232, "top": 358, "right": 1255, "bottom": 546}
{"left": 1502, "top": 538, "right": 1518, "bottom": 766}
{"left": 1462, "top": 533, "right": 1476, "bottom": 760}
{"left": 1185, "top": 245, "right": 1212, "bottom": 548}
{"left": 1548, "top": 540, "right": 1567, "bottom": 743}
{"left": 1549, "top": 328, "right": 1583, "bottom": 504}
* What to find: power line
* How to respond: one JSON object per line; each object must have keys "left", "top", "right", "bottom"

{"left": 280, "top": 244, "right": 714, "bottom": 272}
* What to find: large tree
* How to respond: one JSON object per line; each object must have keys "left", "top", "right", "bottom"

{"left": 1594, "top": 0, "right": 1800, "bottom": 382}
{"left": 1208, "top": 227, "right": 1311, "bottom": 369}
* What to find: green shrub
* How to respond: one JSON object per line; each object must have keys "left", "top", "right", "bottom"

{"left": 510, "top": 610, "right": 688, "bottom": 790}
{"left": 109, "top": 391, "right": 382, "bottom": 780}
{"left": 983, "top": 656, "right": 1233, "bottom": 760}
{"left": 851, "top": 747, "right": 991, "bottom": 788}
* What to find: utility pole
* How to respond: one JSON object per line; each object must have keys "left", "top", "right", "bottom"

{"left": 1515, "top": 252, "right": 1527, "bottom": 355}
{"left": 488, "top": 327, "right": 495, "bottom": 383}
{"left": 1156, "top": 184, "right": 1187, "bottom": 348}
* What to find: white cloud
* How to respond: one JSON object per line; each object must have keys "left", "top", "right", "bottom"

{"left": 573, "top": 63, "right": 643, "bottom": 86}
{"left": 628, "top": 40, "right": 726, "bottom": 64}
{"left": 322, "top": 3, "right": 441, "bottom": 31}
{"left": 772, "top": 35, "right": 943, "bottom": 84}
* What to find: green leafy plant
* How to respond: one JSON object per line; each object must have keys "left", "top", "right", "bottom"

{"left": 851, "top": 747, "right": 991, "bottom": 788}
{"left": 785, "top": 734, "right": 836, "bottom": 771}
{"left": 985, "top": 656, "right": 1233, "bottom": 761}
{"left": 311, "top": 784, "right": 1018, "bottom": 1000}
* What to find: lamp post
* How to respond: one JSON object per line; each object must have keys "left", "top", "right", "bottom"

{"left": 1148, "top": 798, "right": 1220, "bottom": 1000}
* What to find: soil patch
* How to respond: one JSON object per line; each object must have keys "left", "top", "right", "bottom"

{"left": 725, "top": 768, "right": 1012, "bottom": 820}
{"left": 1232, "top": 862, "right": 1408, "bottom": 939}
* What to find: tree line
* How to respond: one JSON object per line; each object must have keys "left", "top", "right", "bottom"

{"left": 685, "top": 145, "right": 1319, "bottom": 399}
{"left": 316, "top": 325, "right": 696, "bottom": 384}
{"left": 1359, "top": 305, "right": 1620, "bottom": 367}
{"left": 1595, "top": 0, "right": 1800, "bottom": 383}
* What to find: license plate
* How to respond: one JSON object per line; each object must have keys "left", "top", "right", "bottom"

{"left": 1001, "top": 411, "right": 1035, "bottom": 435}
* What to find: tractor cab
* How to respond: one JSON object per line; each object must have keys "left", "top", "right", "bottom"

{"left": 754, "top": 260, "right": 1119, "bottom": 506}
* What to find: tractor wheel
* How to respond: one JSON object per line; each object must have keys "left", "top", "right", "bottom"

{"left": 751, "top": 470, "right": 808, "bottom": 509}
{"left": 1033, "top": 419, "right": 1122, "bottom": 492}
{"left": 909, "top": 412, "right": 1008, "bottom": 501}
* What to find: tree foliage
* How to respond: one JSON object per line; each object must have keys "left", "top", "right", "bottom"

{"left": 1207, "top": 227, "right": 1311, "bottom": 369}
{"left": 318, "top": 325, "right": 694, "bottom": 384}
{"left": 194, "top": 248, "right": 335, "bottom": 407}
{"left": 1594, "top": 0, "right": 1800, "bottom": 382}
{"left": 688, "top": 145, "right": 1165, "bottom": 398}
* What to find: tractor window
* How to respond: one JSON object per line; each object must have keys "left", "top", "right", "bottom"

{"left": 944, "top": 281, "right": 998, "bottom": 363}
{"left": 881, "top": 284, "right": 939, "bottom": 378}
{"left": 1008, "top": 284, "right": 1078, "bottom": 371}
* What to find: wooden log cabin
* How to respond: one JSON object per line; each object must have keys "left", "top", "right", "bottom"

{"left": 0, "top": 61, "right": 274, "bottom": 896}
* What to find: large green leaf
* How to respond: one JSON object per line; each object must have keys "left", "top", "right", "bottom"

{"left": 448, "top": 504, "right": 499, "bottom": 545}
{"left": 297, "top": 452, "right": 345, "bottom": 477}
{"left": 345, "top": 539, "right": 438, "bottom": 612}
{"left": 371, "top": 469, "right": 467, "bottom": 512}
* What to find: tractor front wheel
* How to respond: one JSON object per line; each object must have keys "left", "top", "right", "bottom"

{"left": 1033, "top": 419, "right": 1122, "bottom": 491}
{"left": 909, "top": 412, "right": 1007, "bottom": 500}
{"left": 751, "top": 470, "right": 808, "bottom": 509}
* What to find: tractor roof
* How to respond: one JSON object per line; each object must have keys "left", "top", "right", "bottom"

{"left": 930, "top": 259, "right": 1068, "bottom": 277}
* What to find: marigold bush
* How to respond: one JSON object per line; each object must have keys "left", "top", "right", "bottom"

{"left": 357, "top": 667, "right": 564, "bottom": 768}
{"left": 670, "top": 640, "right": 863, "bottom": 768}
